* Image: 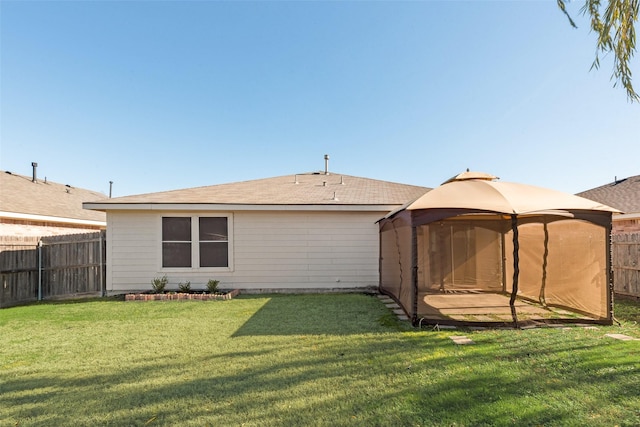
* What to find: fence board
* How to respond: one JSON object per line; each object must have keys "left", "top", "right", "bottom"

{"left": 0, "top": 231, "right": 106, "bottom": 307}
{"left": 612, "top": 232, "right": 640, "bottom": 298}
{"left": 41, "top": 233, "right": 104, "bottom": 298}
{"left": 0, "top": 237, "right": 39, "bottom": 307}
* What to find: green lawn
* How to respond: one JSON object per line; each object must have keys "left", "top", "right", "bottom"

{"left": 1, "top": 294, "right": 639, "bottom": 427}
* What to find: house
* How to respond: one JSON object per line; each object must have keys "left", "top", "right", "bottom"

{"left": 577, "top": 175, "right": 640, "bottom": 233}
{"left": 1, "top": 164, "right": 106, "bottom": 237}
{"left": 83, "top": 171, "right": 430, "bottom": 294}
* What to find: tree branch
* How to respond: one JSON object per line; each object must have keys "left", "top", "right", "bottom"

{"left": 561, "top": 0, "right": 639, "bottom": 101}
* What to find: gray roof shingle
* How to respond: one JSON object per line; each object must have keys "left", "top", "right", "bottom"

{"left": 86, "top": 172, "right": 431, "bottom": 208}
{"left": 577, "top": 175, "right": 640, "bottom": 214}
{"left": 1, "top": 171, "right": 107, "bottom": 222}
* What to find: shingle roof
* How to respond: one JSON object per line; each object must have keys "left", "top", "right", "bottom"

{"left": 1, "top": 171, "right": 107, "bottom": 222}
{"left": 85, "top": 172, "right": 430, "bottom": 208}
{"left": 577, "top": 175, "right": 640, "bottom": 214}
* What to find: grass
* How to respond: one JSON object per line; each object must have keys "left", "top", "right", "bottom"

{"left": 0, "top": 294, "right": 639, "bottom": 427}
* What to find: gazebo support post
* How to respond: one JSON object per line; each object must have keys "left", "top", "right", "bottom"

{"left": 539, "top": 219, "right": 549, "bottom": 307}
{"left": 438, "top": 223, "right": 446, "bottom": 292}
{"left": 510, "top": 214, "right": 520, "bottom": 327}
{"left": 606, "top": 222, "right": 614, "bottom": 324}
{"left": 411, "top": 226, "right": 419, "bottom": 324}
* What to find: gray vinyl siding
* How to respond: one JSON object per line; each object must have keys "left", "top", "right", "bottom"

{"left": 105, "top": 210, "right": 384, "bottom": 293}
{"left": 106, "top": 211, "right": 157, "bottom": 291}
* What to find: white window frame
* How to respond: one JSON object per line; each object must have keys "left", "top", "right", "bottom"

{"left": 160, "top": 213, "right": 233, "bottom": 272}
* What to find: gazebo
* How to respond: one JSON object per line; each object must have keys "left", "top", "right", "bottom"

{"left": 378, "top": 172, "right": 619, "bottom": 327}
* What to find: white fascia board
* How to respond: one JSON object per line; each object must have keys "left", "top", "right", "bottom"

{"left": 0, "top": 211, "right": 107, "bottom": 227}
{"left": 614, "top": 212, "right": 640, "bottom": 220}
{"left": 82, "top": 203, "right": 400, "bottom": 212}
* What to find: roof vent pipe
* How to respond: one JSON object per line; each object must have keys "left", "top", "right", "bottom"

{"left": 340, "top": 176, "right": 344, "bottom": 185}
{"left": 324, "top": 154, "right": 329, "bottom": 175}
{"left": 294, "top": 174, "right": 299, "bottom": 184}
{"left": 109, "top": 181, "right": 113, "bottom": 198}
{"left": 31, "top": 162, "right": 38, "bottom": 183}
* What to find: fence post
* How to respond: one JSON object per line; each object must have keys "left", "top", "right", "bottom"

{"left": 38, "top": 240, "right": 43, "bottom": 301}
{"left": 99, "top": 231, "right": 105, "bottom": 297}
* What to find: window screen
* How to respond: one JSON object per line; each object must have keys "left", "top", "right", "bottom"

{"left": 162, "top": 217, "right": 192, "bottom": 268}
{"left": 199, "top": 217, "right": 228, "bottom": 267}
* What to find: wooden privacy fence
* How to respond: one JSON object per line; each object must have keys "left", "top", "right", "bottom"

{"left": 612, "top": 232, "right": 640, "bottom": 298}
{"left": 1, "top": 230, "right": 638, "bottom": 307}
{"left": 0, "top": 231, "right": 106, "bottom": 308}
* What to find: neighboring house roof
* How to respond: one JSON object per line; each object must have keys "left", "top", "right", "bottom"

{"left": 577, "top": 175, "right": 640, "bottom": 215}
{"left": 0, "top": 170, "right": 107, "bottom": 225}
{"left": 84, "top": 172, "right": 431, "bottom": 211}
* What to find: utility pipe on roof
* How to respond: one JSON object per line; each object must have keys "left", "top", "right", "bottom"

{"left": 32, "top": 162, "right": 38, "bottom": 183}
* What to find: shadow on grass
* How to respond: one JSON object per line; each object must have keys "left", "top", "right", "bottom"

{"left": 232, "top": 293, "right": 405, "bottom": 337}
{"left": 2, "top": 329, "right": 638, "bottom": 426}
{"left": 4, "top": 295, "right": 125, "bottom": 308}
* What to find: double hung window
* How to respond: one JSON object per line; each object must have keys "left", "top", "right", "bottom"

{"left": 162, "top": 216, "right": 230, "bottom": 269}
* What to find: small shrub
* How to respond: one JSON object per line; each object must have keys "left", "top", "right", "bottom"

{"left": 178, "top": 281, "right": 191, "bottom": 293}
{"left": 151, "top": 275, "right": 168, "bottom": 294}
{"left": 206, "top": 279, "right": 220, "bottom": 294}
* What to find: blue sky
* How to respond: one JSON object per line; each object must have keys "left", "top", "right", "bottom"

{"left": 1, "top": 0, "right": 638, "bottom": 198}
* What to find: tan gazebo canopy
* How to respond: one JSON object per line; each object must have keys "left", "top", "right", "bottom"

{"left": 408, "top": 178, "right": 617, "bottom": 215}
{"left": 379, "top": 172, "right": 619, "bottom": 327}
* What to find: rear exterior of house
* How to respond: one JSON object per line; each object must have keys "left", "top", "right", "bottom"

{"left": 85, "top": 172, "right": 429, "bottom": 294}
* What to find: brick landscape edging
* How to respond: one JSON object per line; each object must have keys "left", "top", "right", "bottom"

{"left": 125, "top": 289, "right": 240, "bottom": 301}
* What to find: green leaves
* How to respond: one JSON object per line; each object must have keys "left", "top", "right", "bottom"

{"left": 561, "top": 0, "right": 639, "bottom": 101}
